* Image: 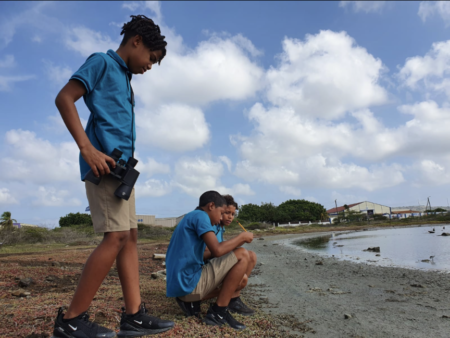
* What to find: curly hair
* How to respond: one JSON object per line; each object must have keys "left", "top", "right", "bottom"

{"left": 120, "top": 15, "right": 167, "bottom": 63}
{"left": 223, "top": 194, "right": 238, "bottom": 209}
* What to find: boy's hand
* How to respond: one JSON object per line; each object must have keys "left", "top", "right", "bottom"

{"left": 80, "top": 144, "right": 116, "bottom": 177}
{"left": 240, "top": 232, "right": 254, "bottom": 243}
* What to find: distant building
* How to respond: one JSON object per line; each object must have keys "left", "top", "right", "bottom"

{"left": 136, "top": 214, "right": 185, "bottom": 228}
{"left": 327, "top": 201, "right": 391, "bottom": 217}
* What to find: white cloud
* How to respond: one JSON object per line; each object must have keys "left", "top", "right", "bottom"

{"left": 65, "top": 26, "right": 117, "bottom": 57}
{"left": 122, "top": 2, "right": 141, "bottom": 11}
{"left": 133, "top": 33, "right": 264, "bottom": 107}
{"left": 1, "top": 129, "right": 79, "bottom": 184}
{"left": 266, "top": 31, "right": 388, "bottom": 120}
{"left": 0, "top": 55, "right": 15, "bottom": 68}
{"left": 172, "top": 157, "right": 254, "bottom": 197}
{"left": 144, "top": 1, "right": 162, "bottom": 22}
{"left": 137, "top": 104, "right": 210, "bottom": 152}
{"left": 44, "top": 62, "right": 73, "bottom": 85}
{"left": 32, "top": 186, "right": 81, "bottom": 207}
{"left": 398, "top": 39, "right": 450, "bottom": 97}
{"left": 135, "top": 156, "right": 170, "bottom": 177}
{"left": 418, "top": 1, "right": 450, "bottom": 24}
{"left": 136, "top": 179, "right": 172, "bottom": 197}
{"left": 122, "top": 1, "right": 163, "bottom": 22}
{"left": 280, "top": 186, "right": 302, "bottom": 196}
{"left": 0, "top": 2, "right": 61, "bottom": 48}
{"left": 219, "top": 156, "right": 232, "bottom": 172}
{"left": 339, "top": 1, "right": 387, "bottom": 13}
{"left": 0, "top": 188, "right": 19, "bottom": 205}
{"left": 0, "top": 75, "right": 35, "bottom": 91}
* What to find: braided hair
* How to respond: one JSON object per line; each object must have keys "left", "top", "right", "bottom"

{"left": 120, "top": 15, "right": 167, "bottom": 63}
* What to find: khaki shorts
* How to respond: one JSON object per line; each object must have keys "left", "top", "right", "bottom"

{"left": 179, "top": 251, "right": 238, "bottom": 302}
{"left": 85, "top": 175, "right": 137, "bottom": 233}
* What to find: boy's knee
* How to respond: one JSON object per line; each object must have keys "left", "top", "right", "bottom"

{"left": 234, "top": 247, "right": 249, "bottom": 261}
{"left": 104, "top": 230, "right": 130, "bottom": 247}
{"left": 249, "top": 250, "right": 257, "bottom": 264}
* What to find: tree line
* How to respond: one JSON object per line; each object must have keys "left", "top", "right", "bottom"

{"left": 237, "top": 199, "right": 328, "bottom": 224}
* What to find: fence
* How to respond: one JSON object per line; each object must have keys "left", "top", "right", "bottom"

{"left": 277, "top": 220, "right": 332, "bottom": 227}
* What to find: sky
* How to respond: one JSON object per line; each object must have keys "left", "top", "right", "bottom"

{"left": 1, "top": 1, "right": 450, "bottom": 227}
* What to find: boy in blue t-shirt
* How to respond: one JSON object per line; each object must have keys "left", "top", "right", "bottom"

{"left": 52, "top": 15, "right": 174, "bottom": 338}
{"left": 205, "top": 195, "right": 257, "bottom": 316}
{"left": 166, "top": 191, "right": 254, "bottom": 330}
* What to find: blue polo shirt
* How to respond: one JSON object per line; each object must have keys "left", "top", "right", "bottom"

{"left": 70, "top": 49, "right": 136, "bottom": 180}
{"left": 212, "top": 224, "right": 225, "bottom": 243}
{"left": 166, "top": 209, "right": 214, "bottom": 298}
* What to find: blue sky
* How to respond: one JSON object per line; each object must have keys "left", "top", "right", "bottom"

{"left": 2, "top": 1, "right": 450, "bottom": 227}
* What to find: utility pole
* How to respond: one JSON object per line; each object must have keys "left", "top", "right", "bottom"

{"left": 426, "top": 197, "right": 432, "bottom": 213}
{"left": 335, "top": 199, "right": 339, "bottom": 223}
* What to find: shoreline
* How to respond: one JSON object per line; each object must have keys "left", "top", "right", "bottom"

{"left": 244, "top": 232, "right": 450, "bottom": 337}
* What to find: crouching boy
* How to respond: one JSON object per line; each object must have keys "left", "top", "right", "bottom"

{"left": 165, "top": 191, "right": 253, "bottom": 330}
{"left": 204, "top": 194, "right": 257, "bottom": 316}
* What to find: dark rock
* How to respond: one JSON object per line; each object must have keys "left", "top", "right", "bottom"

{"left": 441, "top": 233, "right": 450, "bottom": 236}
{"left": 315, "top": 261, "right": 323, "bottom": 266}
{"left": 344, "top": 313, "right": 352, "bottom": 319}
{"left": 51, "top": 262, "right": 61, "bottom": 267}
{"left": 410, "top": 283, "right": 425, "bottom": 288}
{"left": 18, "top": 278, "right": 34, "bottom": 287}
{"left": 364, "top": 247, "right": 380, "bottom": 252}
{"left": 258, "top": 237, "right": 265, "bottom": 240}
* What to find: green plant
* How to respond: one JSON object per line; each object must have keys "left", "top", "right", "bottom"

{"left": 59, "top": 212, "right": 92, "bottom": 227}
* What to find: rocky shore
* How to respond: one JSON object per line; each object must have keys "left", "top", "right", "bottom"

{"left": 244, "top": 232, "right": 450, "bottom": 338}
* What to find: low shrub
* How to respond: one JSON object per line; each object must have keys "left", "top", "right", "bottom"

{"left": 138, "top": 224, "right": 174, "bottom": 240}
{"left": 59, "top": 212, "right": 92, "bottom": 227}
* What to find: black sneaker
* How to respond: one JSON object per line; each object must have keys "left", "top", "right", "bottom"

{"left": 175, "top": 297, "right": 201, "bottom": 318}
{"left": 228, "top": 297, "right": 255, "bottom": 316}
{"left": 203, "top": 305, "right": 246, "bottom": 330}
{"left": 52, "top": 307, "right": 116, "bottom": 338}
{"left": 117, "top": 303, "right": 174, "bottom": 337}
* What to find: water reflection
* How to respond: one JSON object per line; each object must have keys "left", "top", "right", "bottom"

{"left": 292, "top": 225, "right": 450, "bottom": 271}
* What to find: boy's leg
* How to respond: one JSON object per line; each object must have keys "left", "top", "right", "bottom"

{"left": 216, "top": 247, "right": 249, "bottom": 306}
{"left": 64, "top": 231, "right": 130, "bottom": 319}
{"left": 116, "top": 227, "right": 141, "bottom": 314}
{"left": 246, "top": 250, "right": 257, "bottom": 277}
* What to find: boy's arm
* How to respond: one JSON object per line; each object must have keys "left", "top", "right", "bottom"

{"left": 202, "top": 231, "right": 253, "bottom": 258}
{"left": 203, "top": 247, "right": 212, "bottom": 260}
{"left": 55, "top": 79, "right": 115, "bottom": 177}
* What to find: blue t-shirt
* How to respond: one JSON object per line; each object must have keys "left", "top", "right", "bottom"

{"left": 166, "top": 209, "right": 214, "bottom": 298}
{"left": 212, "top": 224, "right": 225, "bottom": 243}
{"left": 70, "top": 49, "right": 136, "bottom": 180}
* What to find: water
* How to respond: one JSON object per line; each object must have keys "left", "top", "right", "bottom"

{"left": 292, "top": 225, "right": 450, "bottom": 271}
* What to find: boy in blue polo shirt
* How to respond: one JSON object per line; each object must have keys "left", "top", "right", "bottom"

{"left": 204, "top": 195, "right": 257, "bottom": 316}
{"left": 166, "top": 191, "right": 254, "bottom": 331}
{"left": 52, "top": 15, "right": 174, "bottom": 338}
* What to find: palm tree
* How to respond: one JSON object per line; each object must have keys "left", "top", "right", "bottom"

{"left": 1, "top": 211, "right": 17, "bottom": 230}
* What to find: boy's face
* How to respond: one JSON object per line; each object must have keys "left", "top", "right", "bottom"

{"left": 129, "top": 36, "right": 163, "bottom": 75}
{"left": 220, "top": 205, "right": 236, "bottom": 226}
{"left": 206, "top": 203, "right": 225, "bottom": 225}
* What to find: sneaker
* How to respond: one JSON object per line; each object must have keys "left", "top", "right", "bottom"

{"left": 203, "top": 304, "right": 246, "bottom": 330}
{"left": 175, "top": 297, "right": 201, "bottom": 318}
{"left": 228, "top": 297, "right": 255, "bottom": 316}
{"left": 52, "top": 307, "right": 116, "bottom": 338}
{"left": 117, "top": 303, "right": 174, "bottom": 337}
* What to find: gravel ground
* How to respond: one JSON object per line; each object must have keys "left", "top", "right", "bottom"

{"left": 245, "top": 232, "right": 450, "bottom": 338}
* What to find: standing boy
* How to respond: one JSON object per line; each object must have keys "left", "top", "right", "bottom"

{"left": 204, "top": 194, "right": 257, "bottom": 316}
{"left": 52, "top": 15, "right": 174, "bottom": 338}
{"left": 165, "top": 191, "right": 253, "bottom": 330}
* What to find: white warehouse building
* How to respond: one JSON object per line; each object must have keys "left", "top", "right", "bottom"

{"left": 327, "top": 201, "right": 391, "bottom": 217}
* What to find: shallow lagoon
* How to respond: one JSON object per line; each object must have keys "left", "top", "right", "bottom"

{"left": 292, "top": 224, "right": 450, "bottom": 271}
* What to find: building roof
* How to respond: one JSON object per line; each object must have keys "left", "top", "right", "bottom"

{"left": 327, "top": 202, "right": 362, "bottom": 214}
{"left": 391, "top": 210, "right": 420, "bottom": 214}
